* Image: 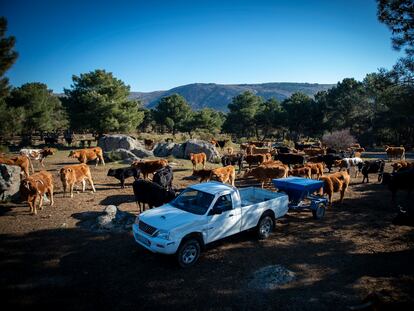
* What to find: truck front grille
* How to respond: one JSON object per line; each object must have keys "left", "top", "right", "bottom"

{"left": 139, "top": 221, "right": 157, "bottom": 236}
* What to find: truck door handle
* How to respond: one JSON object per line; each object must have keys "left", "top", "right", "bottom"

{"left": 229, "top": 214, "right": 234, "bottom": 217}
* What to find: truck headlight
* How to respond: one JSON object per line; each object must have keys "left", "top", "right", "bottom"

{"left": 155, "top": 230, "right": 170, "bottom": 240}
{"left": 134, "top": 216, "right": 140, "bottom": 225}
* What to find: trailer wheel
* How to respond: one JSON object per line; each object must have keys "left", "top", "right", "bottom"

{"left": 312, "top": 203, "right": 326, "bottom": 220}
{"left": 176, "top": 238, "right": 201, "bottom": 268}
{"left": 257, "top": 215, "right": 274, "bottom": 239}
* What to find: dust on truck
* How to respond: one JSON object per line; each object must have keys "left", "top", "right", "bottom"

{"left": 132, "top": 181, "right": 289, "bottom": 267}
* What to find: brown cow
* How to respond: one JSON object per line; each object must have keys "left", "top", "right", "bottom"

{"left": 131, "top": 159, "right": 168, "bottom": 179}
{"left": 69, "top": 147, "right": 105, "bottom": 166}
{"left": 251, "top": 146, "right": 272, "bottom": 155}
{"left": 20, "top": 147, "right": 56, "bottom": 172}
{"left": 189, "top": 152, "right": 207, "bottom": 170}
{"left": 260, "top": 160, "right": 284, "bottom": 167}
{"left": 210, "top": 165, "right": 236, "bottom": 186}
{"left": 288, "top": 166, "right": 312, "bottom": 178}
{"left": 245, "top": 154, "right": 267, "bottom": 169}
{"left": 385, "top": 146, "right": 405, "bottom": 161}
{"left": 319, "top": 171, "right": 350, "bottom": 206}
{"left": 303, "top": 148, "right": 326, "bottom": 156}
{"left": 391, "top": 160, "right": 414, "bottom": 172}
{"left": 0, "top": 155, "right": 31, "bottom": 177}
{"left": 20, "top": 171, "right": 54, "bottom": 215}
{"left": 244, "top": 165, "right": 288, "bottom": 188}
{"left": 304, "top": 162, "right": 325, "bottom": 179}
{"left": 59, "top": 163, "right": 96, "bottom": 198}
{"left": 191, "top": 169, "right": 213, "bottom": 182}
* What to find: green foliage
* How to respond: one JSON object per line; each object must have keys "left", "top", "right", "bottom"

{"left": 153, "top": 94, "right": 192, "bottom": 135}
{"left": 6, "top": 83, "right": 68, "bottom": 135}
{"left": 0, "top": 83, "right": 68, "bottom": 137}
{"left": 223, "top": 91, "right": 263, "bottom": 138}
{"left": 64, "top": 69, "right": 144, "bottom": 134}
{"left": 377, "top": 0, "right": 414, "bottom": 56}
{"left": 0, "top": 17, "right": 18, "bottom": 99}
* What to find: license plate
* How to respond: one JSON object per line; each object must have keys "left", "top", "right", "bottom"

{"left": 136, "top": 234, "right": 151, "bottom": 246}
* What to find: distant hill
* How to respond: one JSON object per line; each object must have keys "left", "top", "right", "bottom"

{"left": 130, "top": 82, "right": 334, "bottom": 111}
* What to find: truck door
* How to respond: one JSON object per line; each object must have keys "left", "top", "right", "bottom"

{"left": 206, "top": 193, "right": 242, "bottom": 243}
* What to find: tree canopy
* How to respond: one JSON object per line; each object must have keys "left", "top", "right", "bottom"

{"left": 63, "top": 69, "right": 144, "bottom": 134}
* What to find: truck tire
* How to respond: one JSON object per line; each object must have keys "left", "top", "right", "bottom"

{"left": 257, "top": 215, "right": 274, "bottom": 239}
{"left": 176, "top": 238, "right": 201, "bottom": 268}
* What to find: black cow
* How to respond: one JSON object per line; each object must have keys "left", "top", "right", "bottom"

{"left": 107, "top": 167, "right": 140, "bottom": 188}
{"left": 326, "top": 147, "right": 337, "bottom": 154}
{"left": 358, "top": 159, "right": 385, "bottom": 183}
{"left": 132, "top": 179, "right": 176, "bottom": 213}
{"left": 316, "top": 154, "right": 342, "bottom": 172}
{"left": 274, "top": 153, "right": 305, "bottom": 166}
{"left": 153, "top": 165, "right": 173, "bottom": 190}
{"left": 382, "top": 168, "right": 414, "bottom": 203}
{"left": 221, "top": 154, "right": 244, "bottom": 173}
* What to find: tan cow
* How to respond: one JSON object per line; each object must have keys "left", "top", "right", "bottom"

{"left": 20, "top": 171, "right": 54, "bottom": 215}
{"left": 303, "top": 148, "right": 326, "bottom": 156}
{"left": 20, "top": 147, "right": 56, "bottom": 173}
{"left": 69, "top": 147, "right": 105, "bottom": 166}
{"left": 210, "top": 165, "right": 236, "bottom": 186}
{"left": 391, "top": 160, "right": 414, "bottom": 172}
{"left": 191, "top": 169, "right": 213, "bottom": 182}
{"left": 244, "top": 165, "right": 288, "bottom": 188}
{"left": 319, "top": 171, "right": 350, "bottom": 206}
{"left": 132, "top": 159, "right": 168, "bottom": 179}
{"left": 0, "top": 155, "right": 31, "bottom": 177}
{"left": 189, "top": 152, "right": 207, "bottom": 170}
{"left": 385, "top": 146, "right": 405, "bottom": 161}
{"left": 304, "top": 162, "right": 325, "bottom": 179}
{"left": 59, "top": 163, "right": 96, "bottom": 198}
{"left": 288, "top": 166, "right": 312, "bottom": 178}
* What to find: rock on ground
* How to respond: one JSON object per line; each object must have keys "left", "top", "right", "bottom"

{"left": 0, "top": 164, "right": 21, "bottom": 202}
{"left": 96, "top": 205, "right": 136, "bottom": 232}
{"left": 153, "top": 139, "right": 220, "bottom": 162}
{"left": 99, "top": 135, "right": 153, "bottom": 155}
{"left": 104, "top": 148, "right": 140, "bottom": 164}
{"left": 248, "top": 265, "right": 296, "bottom": 290}
{"left": 183, "top": 139, "right": 221, "bottom": 162}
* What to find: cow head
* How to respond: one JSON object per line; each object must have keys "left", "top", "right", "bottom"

{"left": 107, "top": 168, "right": 116, "bottom": 177}
{"left": 68, "top": 150, "right": 80, "bottom": 158}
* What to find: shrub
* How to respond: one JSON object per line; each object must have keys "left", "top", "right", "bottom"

{"left": 322, "top": 129, "right": 356, "bottom": 150}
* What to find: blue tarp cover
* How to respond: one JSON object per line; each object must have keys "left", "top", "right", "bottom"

{"left": 272, "top": 177, "right": 324, "bottom": 193}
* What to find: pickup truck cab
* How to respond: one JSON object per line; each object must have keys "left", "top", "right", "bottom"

{"left": 132, "top": 181, "right": 289, "bottom": 267}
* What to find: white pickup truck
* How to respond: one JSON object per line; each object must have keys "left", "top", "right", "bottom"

{"left": 132, "top": 181, "right": 289, "bottom": 267}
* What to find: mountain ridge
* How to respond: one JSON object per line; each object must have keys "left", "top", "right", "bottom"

{"left": 130, "top": 82, "right": 334, "bottom": 111}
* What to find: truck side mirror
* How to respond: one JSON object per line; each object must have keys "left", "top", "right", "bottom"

{"left": 209, "top": 207, "right": 222, "bottom": 215}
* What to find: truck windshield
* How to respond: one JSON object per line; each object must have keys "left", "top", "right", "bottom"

{"left": 170, "top": 189, "right": 214, "bottom": 215}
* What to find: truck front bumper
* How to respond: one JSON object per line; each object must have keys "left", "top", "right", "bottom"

{"left": 132, "top": 224, "right": 178, "bottom": 255}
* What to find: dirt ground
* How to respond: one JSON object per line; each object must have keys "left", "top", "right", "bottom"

{"left": 1, "top": 150, "right": 413, "bottom": 311}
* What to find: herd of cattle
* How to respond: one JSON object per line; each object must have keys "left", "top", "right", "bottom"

{"left": 0, "top": 140, "right": 412, "bottom": 216}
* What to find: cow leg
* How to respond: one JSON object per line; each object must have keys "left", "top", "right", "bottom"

{"left": 28, "top": 199, "right": 34, "bottom": 214}
{"left": 101, "top": 156, "right": 105, "bottom": 166}
{"left": 88, "top": 177, "right": 96, "bottom": 192}
{"left": 49, "top": 186, "right": 54, "bottom": 206}
{"left": 82, "top": 180, "right": 86, "bottom": 192}
{"left": 120, "top": 176, "right": 125, "bottom": 188}
{"left": 62, "top": 183, "right": 67, "bottom": 197}
{"left": 38, "top": 193, "right": 44, "bottom": 210}
{"left": 340, "top": 188, "right": 346, "bottom": 203}
{"left": 29, "top": 158, "right": 34, "bottom": 174}
{"left": 70, "top": 184, "right": 74, "bottom": 198}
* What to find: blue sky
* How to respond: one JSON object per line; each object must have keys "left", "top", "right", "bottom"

{"left": 2, "top": 0, "right": 401, "bottom": 92}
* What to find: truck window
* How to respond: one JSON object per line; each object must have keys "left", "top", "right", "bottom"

{"left": 212, "top": 194, "right": 233, "bottom": 212}
{"left": 170, "top": 189, "right": 214, "bottom": 215}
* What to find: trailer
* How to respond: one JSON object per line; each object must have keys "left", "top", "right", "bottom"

{"left": 272, "top": 177, "right": 328, "bottom": 219}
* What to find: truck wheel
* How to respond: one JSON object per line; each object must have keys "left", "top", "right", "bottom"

{"left": 176, "top": 238, "right": 201, "bottom": 268}
{"left": 312, "top": 203, "right": 326, "bottom": 220}
{"left": 257, "top": 215, "right": 274, "bottom": 239}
